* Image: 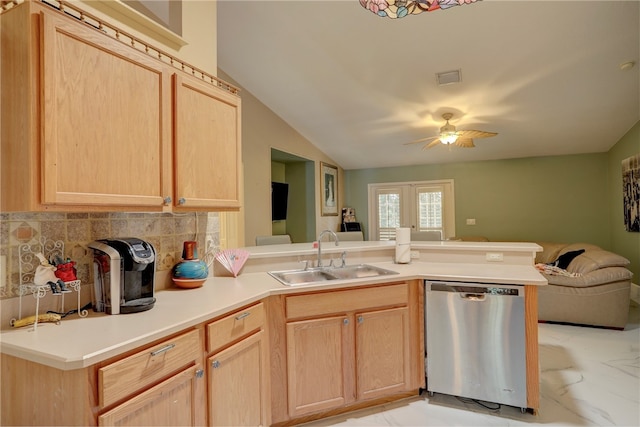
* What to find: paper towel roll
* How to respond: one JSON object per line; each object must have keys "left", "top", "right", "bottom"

{"left": 395, "top": 227, "right": 411, "bottom": 264}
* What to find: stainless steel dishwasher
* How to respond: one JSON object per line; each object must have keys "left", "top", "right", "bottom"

{"left": 424, "top": 280, "right": 527, "bottom": 410}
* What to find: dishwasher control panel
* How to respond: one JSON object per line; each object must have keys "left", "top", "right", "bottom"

{"left": 427, "top": 281, "right": 522, "bottom": 296}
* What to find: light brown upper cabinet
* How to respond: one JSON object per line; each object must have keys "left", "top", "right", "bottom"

{"left": 173, "top": 74, "right": 241, "bottom": 211}
{"left": 0, "top": 1, "right": 241, "bottom": 212}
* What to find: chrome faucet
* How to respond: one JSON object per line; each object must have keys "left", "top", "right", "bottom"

{"left": 317, "top": 229, "right": 339, "bottom": 268}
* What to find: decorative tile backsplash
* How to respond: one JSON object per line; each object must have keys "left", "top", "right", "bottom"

{"left": 0, "top": 211, "right": 220, "bottom": 299}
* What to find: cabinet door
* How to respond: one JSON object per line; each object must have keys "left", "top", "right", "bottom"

{"left": 207, "top": 330, "right": 270, "bottom": 426}
{"left": 286, "top": 316, "right": 354, "bottom": 417}
{"left": 173, "top": 74, "right": 241, "bottom": 210}
{"left": 98, "top": 365, "right": 202, "bottom": 426}
{"left": 40, "top": 11, "right": 172, "bottom": 207}
{"left": 356, "top": 307, "right": 410, "bottom": 400}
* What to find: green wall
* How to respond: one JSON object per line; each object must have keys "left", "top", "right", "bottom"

{"left": 285, "top": 161, "right": 316, "bottom": 243}
{"left": 346, "top": 153, "right": 609, "bottom": 244}
{"left": 345, "top": 123, "right": 640, "bottom": 280}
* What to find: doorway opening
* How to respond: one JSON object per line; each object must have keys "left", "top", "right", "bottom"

{"left": 271, "top": 149, "right": 315, "bottom": 243}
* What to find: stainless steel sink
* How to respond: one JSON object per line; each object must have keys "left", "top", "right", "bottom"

{"left": 328, "top": 264, "right": 398, "bottom": 280}
{"left": 270, "top": 269, "right": 337, "bottom": 285}
{"left": 268, "top": 264, "right": 398, "bottom": 286}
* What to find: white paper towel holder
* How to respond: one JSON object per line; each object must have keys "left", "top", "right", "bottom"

{"left": 395, "top": 227, "right": 411, "bottom": 264}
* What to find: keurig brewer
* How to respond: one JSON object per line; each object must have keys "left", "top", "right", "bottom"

{"left": 89, "top": 238, "right": 156, "bottom": 314}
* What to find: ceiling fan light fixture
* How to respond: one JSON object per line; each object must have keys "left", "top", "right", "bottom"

{"left": 439, "top": 115, "right": 458, "bottom": 143}
{"left": 440, "top": 132, "right": 458, "bottom": 144}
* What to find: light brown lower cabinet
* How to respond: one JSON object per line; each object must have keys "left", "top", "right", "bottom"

{"left": 286, "top": 307, "right": 412, "bottom": 417}
{"left": 207, "top": 330, "right": 270, "bottom": 426}
{"left": 98, "top": 364, "right": 204, "bottom": 426}
{"left": 277, "top": 281, "right": 424, "bottom": 423}
{"left": 1, "top": 283, "right": 425, "bottom": 426}
{"left": 286, "top": 315, "right": 352, "bottom": 416}
{"left": 356, "top": 307, "right": 410, "bottom": 401}
{"left": 0, "top": 329, "right": 207, "bottom": 426}
{"left": 205, "top": 302, "right": 271, "bottom": 426}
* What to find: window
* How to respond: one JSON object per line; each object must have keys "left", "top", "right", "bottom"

{"left": 368, "top": 180, "right": 455, "bottom": 241}
{"left": 376, "top": 188, "right": 403, "bottom": 240}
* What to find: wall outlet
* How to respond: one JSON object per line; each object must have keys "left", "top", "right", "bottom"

{"left": 486, "top": 252, "right": 504, "bottom": 262}
{"left": 410, "top": 251, "right": 420, "bottom": 260}
{"left": 466, "top": 218, "right": 476, "bottom": 225}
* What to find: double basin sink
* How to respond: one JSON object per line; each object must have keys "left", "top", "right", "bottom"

{"left": 268, "top": 264, "right": 399, "bottom": 286}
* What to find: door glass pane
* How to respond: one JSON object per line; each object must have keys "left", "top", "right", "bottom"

{"left": 418, "top": 190, "right": 442, "bottom": 229}
{"left": 378, "top": 193, "right": 400, "bottom": 240}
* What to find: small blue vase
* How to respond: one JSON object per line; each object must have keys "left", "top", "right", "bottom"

{"left": 172, "top": 241, "right": 208, "bottom": 280}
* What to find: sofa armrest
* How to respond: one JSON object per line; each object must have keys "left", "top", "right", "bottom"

{"left": 567, "top": 250, "right": 630, "bottom": 274}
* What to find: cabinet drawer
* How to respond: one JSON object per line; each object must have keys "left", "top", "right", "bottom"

{"left": 286, "top": 283, "right": 408, "bottom": 320}
{"left": 207, "top": 302, "right": 264, "bottom": 353}
{"left": 99, "top": 329, "right": 200, "bottom": 408}
{"left": 98, "top": 365, "right": 199, "bottom": 426}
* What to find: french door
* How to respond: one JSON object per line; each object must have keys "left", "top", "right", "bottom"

{"left": 368, "top": 180, "right": 455, "bottom": 241}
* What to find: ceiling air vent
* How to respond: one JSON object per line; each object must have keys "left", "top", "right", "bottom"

{"left": 436, "top": 69, "right": 462, "bottom": 86}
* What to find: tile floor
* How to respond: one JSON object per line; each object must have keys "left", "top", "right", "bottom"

{"left": 304, "top": 301, "right": 640, "bottom": 427}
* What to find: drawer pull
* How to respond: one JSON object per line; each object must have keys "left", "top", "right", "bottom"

{"left": 212, "top": 360, "right": 220, "bottom": 369}
{"left": 150, "top": 343, "right": 175, "bottom": 356}
{"left": 235, "top": 312, "right": 251, "bottom": 321}
{"left": 196, "top": 369, "right": 204, "bottom": 378}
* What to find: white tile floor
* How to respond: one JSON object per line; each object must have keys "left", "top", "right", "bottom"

{"left": 304, "top": 302, "right": 640, "bottom": 427}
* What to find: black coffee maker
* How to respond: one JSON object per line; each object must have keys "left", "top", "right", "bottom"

{"left": 89, "top": 238, "right": 156, "bottom": 314}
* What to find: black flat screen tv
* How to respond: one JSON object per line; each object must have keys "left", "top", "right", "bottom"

{"left": 272, "top": 182, "right": 289, "bottom": 221}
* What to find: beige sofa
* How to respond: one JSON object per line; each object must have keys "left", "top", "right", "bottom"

{"left": 535, "top": 242, "right": 633, "bottom": 329}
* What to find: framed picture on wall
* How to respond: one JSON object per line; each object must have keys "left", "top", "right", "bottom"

{"left": 321, "top": 162, "right": 338, "bottom": 216}
{"left": 622, "top": 153, "right": 640, "bottom": 232}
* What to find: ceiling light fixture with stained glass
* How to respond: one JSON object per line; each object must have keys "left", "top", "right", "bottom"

{"left": 359, "top": 0, "right": 480, "bottom": 20}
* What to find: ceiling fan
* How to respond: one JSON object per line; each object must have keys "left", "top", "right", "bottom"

{"left": 406, "top": 113, "right": 498, "bottom": 149}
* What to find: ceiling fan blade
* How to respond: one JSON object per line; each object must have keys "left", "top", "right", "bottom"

{"left": 454, "top": 138, "right": 475, "bottom": 148}
{"left": 404, "top": 135, "right": 439, "bottom": 145}
{"left": 423, "top": 139, "right": 442, "bottom": 149}
{"left": 457, "top": 129, "right": 498, "bottom": 139}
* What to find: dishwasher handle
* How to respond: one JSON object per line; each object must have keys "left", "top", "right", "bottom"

{"left": 461, "top": 293, "right": 486, "bottom": 301}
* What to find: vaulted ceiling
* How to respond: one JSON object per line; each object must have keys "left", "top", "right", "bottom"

{"left": 218, "top": 0, "right": 640, "bottom": 170}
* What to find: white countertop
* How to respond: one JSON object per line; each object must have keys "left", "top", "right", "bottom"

{"left": 0, "top": 243, "right": 546, "bottom": 371}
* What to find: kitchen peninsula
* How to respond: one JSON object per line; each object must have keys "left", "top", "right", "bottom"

{"left": 0, "top": 240, "right": 545, "bottom": 426}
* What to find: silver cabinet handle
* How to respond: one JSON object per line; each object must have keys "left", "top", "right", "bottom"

{"left": 357, "top": 315, "right": 363, "bottom": 324}
{"left": 343, "top": 318, "right": 349, "bottom": 325}
{"left": 212, "top": 360, "right": 220, "bottom": 369}
{"left": 150, "top": 343, "right": 175, "bottom": 356}
{"left": 163, "top": 196, "right": 172, "bottom": 205}
{"left": 195, "top": 369, "right": 204, "bottom": 378}
{"left": 178, "top": 197, "right": 186, "bottom": 205}
{"left": 235, "top": 312, "right": 251, "bottom": 320}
